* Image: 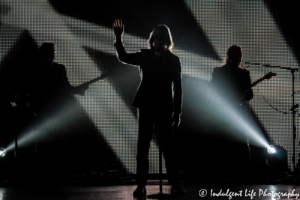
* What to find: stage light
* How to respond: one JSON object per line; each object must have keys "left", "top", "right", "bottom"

{"left": 267, "top": 145, "right": 277, "bottom": 154}
{"left": 0, "top": 148, "right": 6, "bottom": 157}
{"left": 267, "top": 144, "right": 288, "bottom": 172}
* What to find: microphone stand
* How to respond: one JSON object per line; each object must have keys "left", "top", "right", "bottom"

{"left": 10, "top": 94, "right": 22, "bottom": 181}
{"left": 262, "top": 65, "right": 298, "bottom": 173}
{"left": 147, "top": 127, "right": 173, "bottom": 199}
{"left": 250, "top": 64, "right": 299, "bottom": 175}
{"left": 245, "top": 62, "right": 300, "bottom": 174}
{"left": 11, "top": 95, "right": 21, "bottom": 160}
{"left": 148, "top": 50, "right": 173, "bottom": 199}
{"left": 10, "top": 93, "right": 32, "bottom": 176}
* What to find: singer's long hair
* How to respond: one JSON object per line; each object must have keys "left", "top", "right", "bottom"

{"left": 148, "top": 25, "right": 174, "bottom": 51}
{"left": 222, "top": 45, "right": 243, "bottom": 67}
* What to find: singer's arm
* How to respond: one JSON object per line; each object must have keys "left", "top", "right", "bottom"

{"left": 113, "top": 19, "right": 142, "bottom": 66}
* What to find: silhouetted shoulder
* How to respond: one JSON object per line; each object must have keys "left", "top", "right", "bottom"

{"left": 237, "top": 67, "right": 250, "bottom": 76}
{"left": 53, "top": 62, "right": 67, "bottom": 76}
{"left": 140, "top": 49, "right": 180, "bottom": 61}
{"left": 168, "top": 51, "right": 179, "bottom": 59}
{"left": 212, "top": 66, "right": 223, "bottom": 75}
{"left": 239, "top": 68, "right": 250, "bottom": 72}
{"left": 213, "top": 66, "right": 223, "bottom": 71}
{"left": 166, "top": 51, "right": 181, "bottom": 73}
{"left": 53, "top": 62, "right": 65, "bottom": 69}
{"left": 138, "top": 49, "right": 152, "bottom": 58}
{"left": 52, "top": 62, "right": 66, "bottom": 71}
{"left": 140, "top": 49, "right": 152, "bottom": 54}
{"left": 163, "top": 51, "right": 179, "bottom": 63}
{"left": 214, "top": 65, "right": 249, "bottom": 74}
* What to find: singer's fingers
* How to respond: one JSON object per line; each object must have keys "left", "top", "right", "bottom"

{"left": 113, "top": 20, "right": 117, "bottom": 28}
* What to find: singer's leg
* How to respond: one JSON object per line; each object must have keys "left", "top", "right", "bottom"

{"left": 136, "top": 108, "right": 154, "bottom": 187}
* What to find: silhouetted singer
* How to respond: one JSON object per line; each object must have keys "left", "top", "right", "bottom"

{"left": 113, "top": 19, "right": 184, "bottom": 196}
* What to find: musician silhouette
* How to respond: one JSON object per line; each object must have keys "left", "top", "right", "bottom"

{"left": 211, "top": 45, "right": 253, "bottom": 177}
{"left": 29, "top": 42, "right": 88, "bottom": 114}
{"left": 113, "top": 19, "right": 184, "bottom": 196}
{"left": 212, "top": 45, "right": 253, "bottom": 103}
{"left": 27, "top": 42, "right": 89, "bottom": 167}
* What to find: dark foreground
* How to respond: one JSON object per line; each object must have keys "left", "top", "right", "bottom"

{"left": 0, "top": 176, "right": 300, "bottom": 200}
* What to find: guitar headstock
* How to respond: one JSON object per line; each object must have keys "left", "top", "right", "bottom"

{"left": 263, "top": 72, "right": 276, "bottom": 79}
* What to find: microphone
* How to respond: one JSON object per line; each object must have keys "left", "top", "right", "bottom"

{"left": 244, "top": 62, "right": 274, "bottom": 67}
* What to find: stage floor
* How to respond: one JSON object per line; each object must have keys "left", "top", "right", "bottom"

{"left": 1, "top": 180, "right": 300, "bottom": 200}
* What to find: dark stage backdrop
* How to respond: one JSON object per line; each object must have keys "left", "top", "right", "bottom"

{"left": 0, "top": 0, "right": 299, "bottom": 174}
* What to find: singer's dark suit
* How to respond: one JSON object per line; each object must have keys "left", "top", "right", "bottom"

{"left": 115, "top": 41, "right": 182, "bottom": 186}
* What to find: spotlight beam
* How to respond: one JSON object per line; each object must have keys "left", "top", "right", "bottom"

{"left": 62, "top": 15, "right": 221, "bottom": 81}
{"left": 207, "top": 84, "right": 269, "bottom": 149}
{"left": 0, "top": 23, "right": 24, "bottom": 63}
{"left": 185, "top": 0, "right": 300, "bottom": 170}
{"left": 1, "top": 0, "right": 141, "bottom": 173}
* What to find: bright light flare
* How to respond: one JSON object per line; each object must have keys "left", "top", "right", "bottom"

{"left": 267, "top": 145, "right": 277, "bottom": 154}
{"left": 5, "top": 100, "right": 80, "bottom": 153}
{"left": 0, "top": 148, "right": 7, "bottom": 157}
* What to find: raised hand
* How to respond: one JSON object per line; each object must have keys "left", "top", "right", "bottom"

{"left": 113, "top": 19, "right": 124, "bottom": 38}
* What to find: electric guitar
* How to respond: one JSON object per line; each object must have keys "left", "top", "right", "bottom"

{"left": 211, "top": 72, "right": 276, "bottom": 109}
{"left": 58, "top": 71, "right": 109, "bottom": 95}
{"left": 242, "top": 72, "right": 276, "bottom": 99}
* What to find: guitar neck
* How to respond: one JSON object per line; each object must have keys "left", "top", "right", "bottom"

{"left": 245, "top": 76, "right": 270, "bottom": 93}
{"left": 84, "top": 77, "right": 103, "bottom": 86}
{"left": 250, "top": 78, "right": 264, "bottom": 89}
{"left": 81, "top": 76, "right": 107, "bottom": 87}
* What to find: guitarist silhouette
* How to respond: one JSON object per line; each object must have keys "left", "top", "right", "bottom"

{"left": 211, "top": 45, "right": 253, "bottom": 106}
{"left": 211, "top": 45, "right": 254, "bottom": 178}
{"left": 28, "top": 42, "right": 88, "bottom": 114}
{"left": 28, "top": 42, "right": 107, "bottom": 114}
{"left": 26, "top": 42, "right": 107, "bottom": 164}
